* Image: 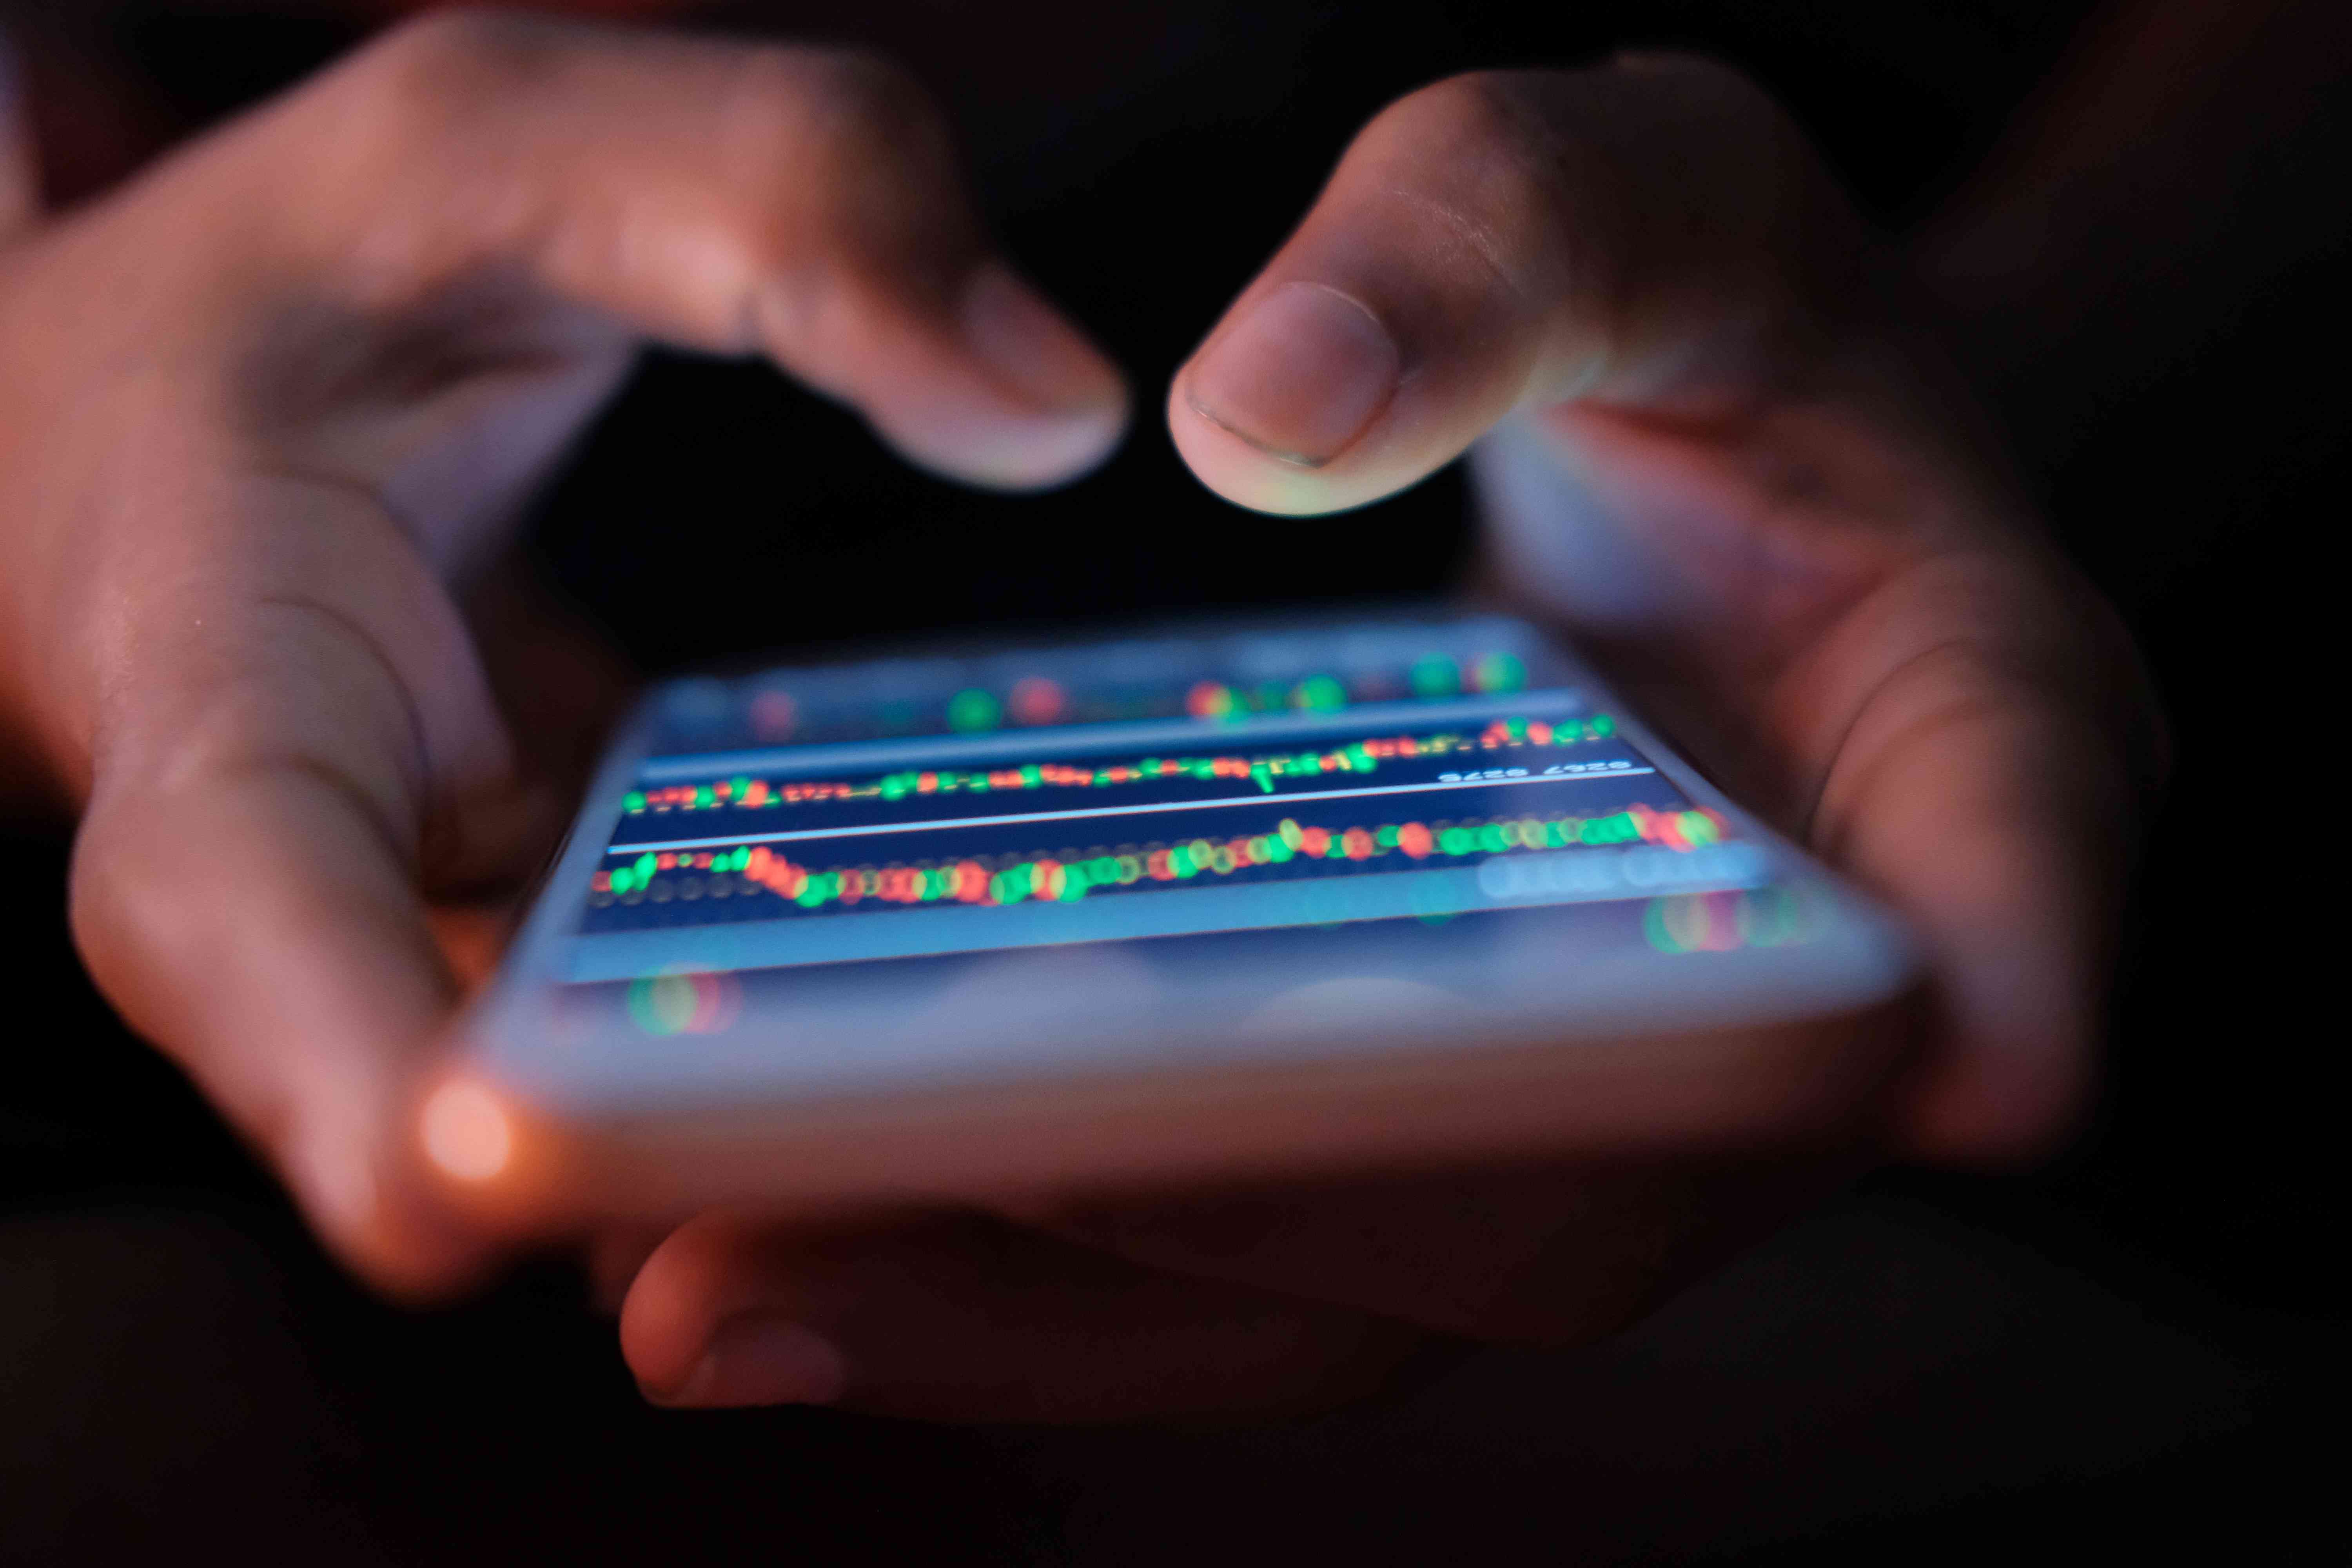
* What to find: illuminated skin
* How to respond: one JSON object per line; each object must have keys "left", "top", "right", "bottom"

{"left": 0, "top": 15, "right": 1130, "bottom": 1290}
{"left": 0, "top": 12, "right": 2161, "bottom": 1416}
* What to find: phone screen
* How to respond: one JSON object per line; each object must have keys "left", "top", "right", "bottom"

{"left": 477, "top": 613, "right": 1907, "bottom": 1107}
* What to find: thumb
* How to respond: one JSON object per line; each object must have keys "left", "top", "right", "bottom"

{"left": 67, "top": 492, "right": 531, "bottom": 1295}
{"left": 1169, "top": 56, "right": 1860, "bottom": 515}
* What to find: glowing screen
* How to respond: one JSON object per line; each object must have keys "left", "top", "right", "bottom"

{"left": 559, "top": 618, "right": 1775, "bottom": 984}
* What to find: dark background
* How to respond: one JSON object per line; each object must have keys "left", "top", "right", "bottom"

{"left": 3, "top": 2, "right": 2345, "bottom": 1561}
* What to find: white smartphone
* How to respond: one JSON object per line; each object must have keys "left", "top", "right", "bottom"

{"left": 430, "top": 610, "right": 1918, "bottom": 1229}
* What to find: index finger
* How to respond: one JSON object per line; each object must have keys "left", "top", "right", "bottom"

{"left": 161, "top": 13, "right": 1129, "bottom": 492}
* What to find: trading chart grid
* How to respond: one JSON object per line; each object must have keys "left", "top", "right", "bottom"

{"left": 561, "top": 621, "right": 1773, "bottom": 981}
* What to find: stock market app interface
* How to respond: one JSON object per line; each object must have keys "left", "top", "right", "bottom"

{"left": 558, "top": 618, "right": 1778, "bottom": 986}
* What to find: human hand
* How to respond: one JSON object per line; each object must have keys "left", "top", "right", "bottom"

{"left": 619, "top": 58, "right": 2162, "bottom": 1420}
{"left": 0, "top": 11, "right": 1126, "bottom": 1293}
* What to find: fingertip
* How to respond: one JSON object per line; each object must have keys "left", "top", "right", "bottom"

{"left": 290, "top": 1096, "right": 506, "bottom": 1301}
{"left": 926, "top": 263, "right": 1132, "bottom": 488}
{"left": 761, "top": 261, "right": 1131, "bottom": 493}
{"left": 1165, "top": 285, "right": 1452, "bottom": 517}
{"left": 1183, "top": 281, "right": 1399, "bottom": 471}
{"left": 617, "top": 1216, "right": 743, "bottom": 1395}
{"left": 957, "top": 264, "right": 1126, "bottom": 427}
{"left": 1167, "top": 279, "right": 1406, "bottom": 516}
{"left": 303, "top": 1170, "right": 506, "bottom": 1304}
{"left": 1891, "top": 937, "right": 2099, "bottom": 1166}
{"left": 1897, "top": 1044, "right": 2094, "bottom": 1167}
{"left": 641, "top": 1314, "right": 850, "bottom": 1410}
{"left": 893, "top": 390, "right": 1129, "bottom": 493}
{"left": 1165, "top": 377, "right": 1365, "bottom": 516}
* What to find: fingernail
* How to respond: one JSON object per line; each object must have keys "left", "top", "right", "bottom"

{"left": 952, "top": 263, "right": 1130, "bottom": 485}
{"left": 1185, "top": 281, "right": 1399, "bottom": 467}
{"left": 960, "top": 263, "right": 1126, "bottom": 417}
{"left": 648, "top": 1315, "right": 850, "bottom": 1410}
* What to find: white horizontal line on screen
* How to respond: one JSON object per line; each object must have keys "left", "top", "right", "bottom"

{"left": 633, "top": 691, "right": 1588, "bottom": 782}
{"left": 606, "top": 768, "right": 1657, "bottom": 855}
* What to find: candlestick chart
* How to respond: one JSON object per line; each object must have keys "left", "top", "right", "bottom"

{"left": 590, "top": 800, "right": 1727, "bottom": 918}
{"left": 583, "top": 709, "right": 1731, "bottom": 937}
{"left": 619, "top": 715, "right": 1619, "bottom": 820}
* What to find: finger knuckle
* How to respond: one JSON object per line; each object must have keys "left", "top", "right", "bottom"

{"left": 783, "top": 47, "right": 938, "bottom": 130}
{"left": 1394, "top": 70, "right": 1621, "bottom": 229}
{"left": 350, "top": 9, "right": 566, "bottom": 145}
{"left": 1614, "top": 55, "right": 1822, "bottom": 203}
{"left": 1357, "top": 60, "right": 1837, "bottom": 339}
{"left": 1384, "top": 69, "right": 1528, "bottom": 137}
{"left": 1390, "top": 57, "right": 1809, "bottom": 205}
{"left": 739, "top": 47, "right": 953, "bottom": 193}
{"left": 710, "top": 46, "right": 965, "bottom": 275}
{"left": 1609, "top": 51, "right": 1793, "bottom": 135}
{"left": 1355, "top": 73, "right": 1588, "bottom": 302}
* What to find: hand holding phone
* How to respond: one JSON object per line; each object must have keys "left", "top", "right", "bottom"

{"left": 452, "top": 615, "right": 1911, "bottom": 1219}
{"left": 0, "top": 18, "right": 2158, "bottom": 1423}
{"left": 0, "top": 16, "right": 1126, "bottom": 1292}
{"left": 444, "top": 612, "right": 1916, "bottom": 1417}
{"left": 595, "top": 62, "right": 2161, "bottom": 1418}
